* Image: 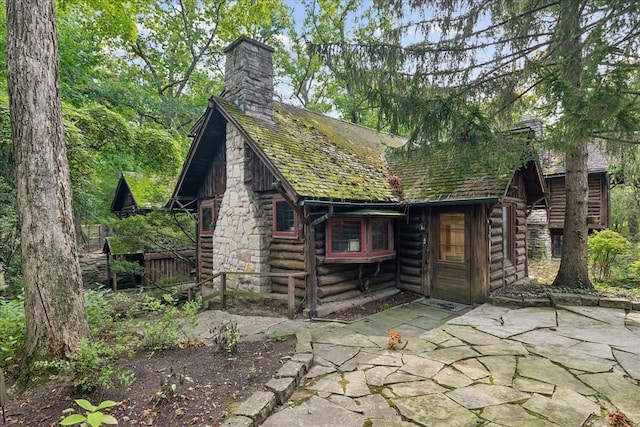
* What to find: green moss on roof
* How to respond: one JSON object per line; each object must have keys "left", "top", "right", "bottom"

{"left": 123, "top": 172, "right": 174, "bottom": 208}
{"left": 105, "top": 235, "right": 141, "bottom": 255}
{"left": 388, "top": 149, "right": 512, "bottom": 202}
{"left": 215, "top": 98, "right": 406, "bottom": 202}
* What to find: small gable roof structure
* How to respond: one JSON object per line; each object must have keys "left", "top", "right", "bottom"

{"left": 111, "top": 172, "right": 174, "bottom": 218}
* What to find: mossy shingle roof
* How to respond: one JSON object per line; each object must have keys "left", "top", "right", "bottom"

{"left": 122, "top": 172, "right": 174, "bottom": 209}
{"left": 216, "top": 97, "right": 406, "bottom": 202}
{"left": 388, "top": 150, "right": 512, "bottom": 203}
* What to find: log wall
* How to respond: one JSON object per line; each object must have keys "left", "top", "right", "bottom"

{"left": 259, "top": 193, "right": 307, "bottom": 299}
{"left": 397, "top": 207, "right": 426, "bottom": 295}
{"left": 548, "top": 172, "right": 609, "bottom": 230}
{"left": 489, "top": 197, "right": 528, "bottom": 291}
{"left": 313, "top": 221, "right": 397, "bottom": 304}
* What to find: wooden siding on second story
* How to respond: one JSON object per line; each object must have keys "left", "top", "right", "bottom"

{"left": 250, "top": 147, "right": 277, "bottom": 192}
{"left": 547, "top": 172, "right": 609, "bottom": 230}
{"left": 197, "top": 139, "right": 227, "bottom": 200}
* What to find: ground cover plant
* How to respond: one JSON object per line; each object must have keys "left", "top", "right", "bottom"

{"left": 1, "top": 288, "right": 296, "bottom": 426}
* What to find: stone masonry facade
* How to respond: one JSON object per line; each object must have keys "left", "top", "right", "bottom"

{"left": 212, "top": 126, "right": 270, "bottom": 293}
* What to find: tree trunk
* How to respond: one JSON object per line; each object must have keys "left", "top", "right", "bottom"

{"left": 552, "top": 143, "right": 592, "bottom": 288}
{"left": 6, "top": 0, "right": 90, "bottom": 368}
{"left": 551, "top": 0, "right": 592, "bottom": 289}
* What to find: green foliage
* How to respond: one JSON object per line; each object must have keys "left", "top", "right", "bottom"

{"left": 588, "top": 230, "right": 631, "bottom": 281}
{"left": 135, "top": 293, "right": 200, "bottom": 351}
{"left": 60, "top": 398, "right": 119, "bottom": 427}
{"left": 108, "top": 210, "right": 195, "bottom": 255}
{"left": 39, "top": 338, "right": 136, "bottom": 393}
{"left": 0, "top": 296, "right": 25, "bottom": 370}
{"left": 210, "top": 322, "right": 240, "bottom": 353}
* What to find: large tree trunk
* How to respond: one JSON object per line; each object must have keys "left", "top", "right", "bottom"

{"left": 6, "top": 0, "right": 90, "bottom": 368}
{"left": 551, "top": 0, "right": 592, "bottom": 289}
{"left": 552, "top": 143, "right": 592, "bottom": 288}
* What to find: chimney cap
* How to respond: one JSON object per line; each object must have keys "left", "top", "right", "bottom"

{"left": 224, "top": 36, "right": 275, "bottom": 54}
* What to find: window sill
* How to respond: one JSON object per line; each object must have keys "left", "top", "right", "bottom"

{"left": 321, "top": 252, "right": 396, "bottom": 264}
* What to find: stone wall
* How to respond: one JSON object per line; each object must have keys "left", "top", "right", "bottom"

{"left": 211, "top": 127, "right": 270, "bottom": 293}
{"left": 527, "top": 209, "right": 551, "bottom": 259}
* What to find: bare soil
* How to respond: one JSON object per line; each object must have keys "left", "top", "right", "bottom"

{"left": 4, "top": 291, "right": 421, "bottom": 426}
{"left": 5, "top": 337, "right": 295, "bottom": 427}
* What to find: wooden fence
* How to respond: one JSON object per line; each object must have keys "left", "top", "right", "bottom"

{"left": 183, "top": 271, "right": 307, "bottom": 320}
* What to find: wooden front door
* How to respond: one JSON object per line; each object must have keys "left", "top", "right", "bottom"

{"left": 433, "top": 210, "right": 471, "bottom": 304}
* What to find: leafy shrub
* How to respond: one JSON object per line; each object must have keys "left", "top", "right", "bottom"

{"left": 210, "top": 322, "right": 240, "bottom": 353}
{"left": 39, "top": 338, "right": 135, "bottom": 393}
{"left": 588, "top": 230, "right": 631, "bottom": 281}
{"left": 0, "top": 295, "right": 25, "bottom": 371}
{"left": 135, "top": 293, "right": 199, "bottom": 351}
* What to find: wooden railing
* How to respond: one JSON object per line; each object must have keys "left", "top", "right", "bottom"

{"left": 182, "top": 271, "right": 307, "bottom": 320}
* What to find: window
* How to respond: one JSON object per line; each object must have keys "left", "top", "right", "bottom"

{"left": 273, "top": 198, "right": 297, "bottom": 238}
{"left": 329, "top": 219, "right": 364, "bottom": 256}
{"left": 502, "top": 204, "right": 515, "bottom": 262}
{"left": 370, "top": 219, "right": 391, "bottom": 254}
{"left": 439, "top": 213, "right": 465, "bottom": 262}
{"left": 200, "top": 203, "right": 214, "bottom": 235}
{"left": 326, "top": 217, "right": 394, "bottom": 260}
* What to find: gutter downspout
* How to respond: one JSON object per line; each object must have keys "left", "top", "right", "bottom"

{"left": 308, "top": 206, "right": 333, "bottom": 318}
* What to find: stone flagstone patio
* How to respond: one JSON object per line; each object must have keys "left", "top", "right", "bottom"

{"left": 260, "top": 303, "right": 640, "bottom": 427}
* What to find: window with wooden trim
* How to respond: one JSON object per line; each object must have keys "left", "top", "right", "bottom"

{"left": 439, "top": 213, "right": 465, "bottom": 262}
{"left": 326, "top": 217, "right": 394, "bottom": 260}
{"left": 370, "top": 219, "right": 392, "bottom": 254}
{"left": 199, "top": 203, "right": 214, "bottom": 235}
{"left": 502, "top": 204, "right": 516, "bottom": 262}
{"left": 273, "top": 198, "right": 297, "bottom": 238}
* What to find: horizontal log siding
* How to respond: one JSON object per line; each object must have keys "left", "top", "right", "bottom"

{"left": 259, "top": 192, "right": 307, "bottom": 298}
{"left": 548, "top": 172, "right": 608, "bottom": 230}
{"left": 489, "top": 197, "right": 528, "bottom": 291}
{"left": 398, "top": 207, "right": 425, "bottom": 295}
{"left": 313, "top": 221, "right": 397, "bottom": 304}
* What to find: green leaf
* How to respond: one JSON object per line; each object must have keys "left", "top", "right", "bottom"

{"left": 96, "top": 400, "right": 120, "bottom": 410}
{"left": 75, "top": 399, "right": 97, "bottom": 412}
{"left": 101, "top": 414, "right": 119, "bottom": 425}
{"left": 87, "top": 411, "right": 105, "bottom": 427}
{"left": 60, "top": 414, "right": 87, "bottom": 425}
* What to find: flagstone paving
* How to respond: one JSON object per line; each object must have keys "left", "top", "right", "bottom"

{"left": 258, "top": 302, "right": 640, "bottom": 426}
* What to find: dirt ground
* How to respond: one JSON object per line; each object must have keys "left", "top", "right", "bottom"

{"left": 4, "top": 291, "right": 420, "bottom": 427}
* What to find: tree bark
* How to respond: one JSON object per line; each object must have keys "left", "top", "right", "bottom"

{"left": 551, "top": 0, "right": 592, "bottom": 289}
{"left": 553, "top": 144, "right": 592, "bottom": 288}
{"left": 6, "top": 0, "right": 90, "bottom": 368}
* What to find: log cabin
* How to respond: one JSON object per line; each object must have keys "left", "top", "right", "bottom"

{"left": 111, "top": 171, "right": 174, "bottom": 218}
{"left": 167, "top": 37, "right": 547, "bottom": 315}
{"left": 530, "top": 145, "right": 610, "bottom": 258}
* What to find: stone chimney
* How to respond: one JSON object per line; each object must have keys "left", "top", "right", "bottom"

{"left": 223, "top": 37, "right": 275, "bottom": 122}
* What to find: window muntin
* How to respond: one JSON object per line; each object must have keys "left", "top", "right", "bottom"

{"left": 199, "top": 203, "right": 213, "bottom": 235}
{"left": 329, "top": 219, "right": 364, "bottom": 256}
{"left": 273, "top": 198, "right": 297, "bottom": 238}
{"left": 439, "top": 212, "right": 465, "bottom": 262}
{"left": 326, "top": 217, "right": 394, "bottom": 259}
